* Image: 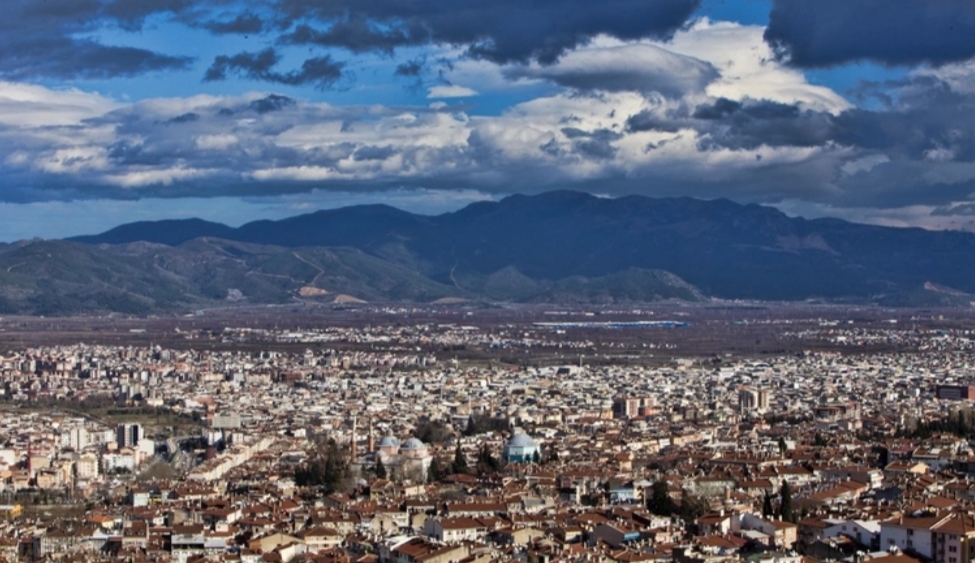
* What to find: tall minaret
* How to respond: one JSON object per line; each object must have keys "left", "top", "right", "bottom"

{"left": 350, "top": 415, "right": 358, "bottom": 463}
{"left": 368, "top": 415, "right": 375, "bottom": 453}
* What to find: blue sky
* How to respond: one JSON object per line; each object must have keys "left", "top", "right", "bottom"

{"left": 1, "top": 0, "right": 975, "bottom": 240}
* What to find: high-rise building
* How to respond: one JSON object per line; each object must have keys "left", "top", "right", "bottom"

{"left": 738, "top": 387, "right": 770, "bottom": 413}
{"left": 612, "top": 396, "right": 656, "bottom": 419}
{"left": 936, "top": 385, "right": 975, "bottom": 401}
{"left": 116, "top": 423, "right": 143, "bottom": 449}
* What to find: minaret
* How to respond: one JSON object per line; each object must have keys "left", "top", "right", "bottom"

{"left": 368, "top": 416, "right": 375, "bottom": 453}
{"left": 350, "top": 415, "right": 358, "bottom": 463}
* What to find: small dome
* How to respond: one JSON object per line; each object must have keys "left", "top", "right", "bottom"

{"left": 400, "top": 438, "right": 426, "bottom": 450}
{"left": 378, "top": 436, "right": 400, "bottom": 448}
{"left": 507, "top": 433, "right": 537, "bottom": 448}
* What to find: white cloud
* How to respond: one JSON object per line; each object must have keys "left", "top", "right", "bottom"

{"left": 0, "top": 81, "right": 120, "bottom": 127}
{"left": 427, "top": 85, "right": 478, "bottom": 98}
{"left": 503, "top": 40, "right": 719, "bottom": 97}
{"left": 663, "top": 19, "right": 851, "bottom": 114}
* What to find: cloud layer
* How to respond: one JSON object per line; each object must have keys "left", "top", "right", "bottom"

{"left": 3, "top": 2, "right": 975, "bottom": 235}
{"left": 765, "top": 0, "right": 975, "bottom": 67}
{"left": 3, "top": 21, "right": 975, "bottom": 222}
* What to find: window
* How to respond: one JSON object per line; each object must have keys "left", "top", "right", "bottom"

{"left": 950, "top": 546, "right": 958, "bottom": 553}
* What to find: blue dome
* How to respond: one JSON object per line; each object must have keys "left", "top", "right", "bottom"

{"left": 378, "top": 436, "right": 400, "bottom": 448}
{"left": 400, "top": 438, "right": 426, "bottom": 450}
{"left": 507, "top": 433, "right": 537, "bottom": 448}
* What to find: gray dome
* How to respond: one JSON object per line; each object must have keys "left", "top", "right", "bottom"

{"left": 378, "top": 436, "right": 400, "bottom": 448}
{"left": 507, "top": 433, "right": 537, "bottom": 448}
{"left": 400, "top": 437, "right": 426, "bottom": 450}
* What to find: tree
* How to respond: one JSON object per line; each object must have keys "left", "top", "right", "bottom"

{"left": 428, "top": 457, "right": 445, "bottom": 482}
{"left": 779, "top": 481, "right": 794, "bottom": 523}
{"left": 647, "top": 480, "right": 676, "bottom": 516}
{"left": 294, "top": 438, "right": 350, "bottom": 493}
{"left": 451, "top": 442, "right": 468, "bottom": 474}
{"left": 778, "top": 436, "right": 787, "bottom": 455}
{"left": 679, "top": 488, "right": 707, "bottom": 522}
{"left": 547, "top": 450, "right": 559, "bottom": 464}
{"left": 476, "top": 443, "right": 501, "bottom": 476}
{"left": 762, "top": 490, "right": 774, "bottom": 518}
{"left": 416, "top": 420, "right": 453, "bottom": 444}
{"left": 375, "top": 457, "right": 387, "bottom": 480}
{"left": 532, "top": 450, "right": 541, "bottom": 464}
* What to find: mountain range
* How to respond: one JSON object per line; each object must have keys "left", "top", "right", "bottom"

{"left": 1, "top": 191, "right": 974, "bottom": 315}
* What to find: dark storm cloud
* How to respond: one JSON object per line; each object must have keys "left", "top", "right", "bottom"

{"left": 0, "top": 0, "right": 193, "bottom": 79}
{"left": 202, "top": 12, "right": 266, "bottom": 35}
{"left": 615, "top": 75, "right": 975, "bottom": 208}
{"left": 394, "top": 59, "right": 424, "bottom": 77}
{"left": 101, "top": 0, "right": 191, "bottom": 30}
{"left": 204, "top": 48, "right": 345, "bottom": 89}
{"left": 279, "top": 19, "right": 430, "bottom": 54}
{"left": 273, "top": 0, "right": 701, "bottom": 64}
{"left": 693, "top": 99, "right": 835, "bottom": 150}
{"left": 353, "top": 145, "right": 397, "bottom": 161}
{"left": 0, "top": 0, "right": 702, "bottom": 81}
{"left": 765, "top": 0, "right": 975, "bottom": 67}
{"left": 630, "top": 98, "right": 845, "bottom": 151}
{"left": 0, "top": 38, "right": 192, "bottom": 80}
{"left": 248, "top": 94, "right": 297, "bottom": 114}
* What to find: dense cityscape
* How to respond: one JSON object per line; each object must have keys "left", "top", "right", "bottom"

{"left": 0, "top": 307, "right": 974, "bottom": 563}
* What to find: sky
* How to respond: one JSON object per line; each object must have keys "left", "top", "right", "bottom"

{"left": 2, "top": 0, "right": 975, "bottom": 240}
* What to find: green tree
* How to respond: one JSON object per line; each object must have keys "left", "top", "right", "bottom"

{"left": 428, "top": 457, "right": 445, "bottom": 482}
{"left": 532, "top": 450, "right": 541, "bottom": 464}
{"left": 647, "top": 480, "right": 676, "bottom": 516}
{"left": 778, "top": 436, "right": 787, "bottom": 455}
{"left": 679, "top": 488, "right": 707, "bottom": 522}
{"left": 294, "top": 438, "right": 350, "bottom": 493}
{"left": 463, "top": 415, "right": 478, "bottom": 437}
{"left": 451, "top": 442, "right": 468, "bottom": 474}
{"left": 762, "top": 489, "right": 773, "bottom": 518}
{"left": 375, "top": 457, "right": 387, "bottom": 480}
{"left": 476, "top": 443, "right": 501, "bottom": 476}
{"left": 779, "top": 481, "right": 794, "bottom": 523}
{"left": 547, "top": 449, "right": 559, "bottom": 464}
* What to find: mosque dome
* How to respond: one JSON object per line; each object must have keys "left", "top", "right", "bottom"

{"left": 507, "top": 433, "right": 537, "bottom": 448}
{"left": 399, "top": 437, "right": 429, "bottom": 459}
{"left": 378, "top": 436, "right": 401, "bottom": 448}
{"left": 401, "top": 437, "right": 426, "bottom": 450}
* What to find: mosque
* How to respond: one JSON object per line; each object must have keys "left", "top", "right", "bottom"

{"left": 351, "top": 418, "right": 433, "bottom": 481}
{"left": 503, "top": 432, "right": 541, "bottom": 463}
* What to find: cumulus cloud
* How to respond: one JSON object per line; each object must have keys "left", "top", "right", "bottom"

{"left": 665, "top": 20, "right": 850, "bottom": 113}
{"left": 2, "top": 14, "right": 975, "bottom": 233}
{"left": 503, "top": 40, "right": 719, "bottom": 98}
{"left": 765, "top": 0, "right": 975, "bottom": 68}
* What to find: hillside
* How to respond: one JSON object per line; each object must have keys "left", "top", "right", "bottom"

{"left": 68, "top": 191, "right": 975, "bottom": 306}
